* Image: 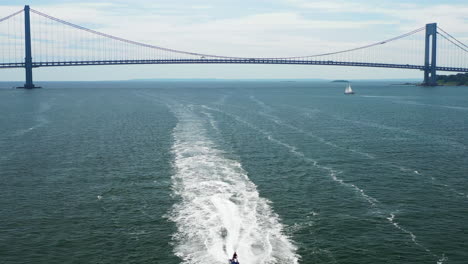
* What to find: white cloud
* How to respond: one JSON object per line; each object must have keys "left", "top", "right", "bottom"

{"left": 284, "top": 0, "right": 468, "bottom": 34}
{"left": 0, "top": 1, "right": 466, "bottom": 80}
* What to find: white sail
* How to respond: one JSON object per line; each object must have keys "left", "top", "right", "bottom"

{"left": 345, "top": 83, "right": 353, "bottom": 94}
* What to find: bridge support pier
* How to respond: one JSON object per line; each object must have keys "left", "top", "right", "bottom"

{"left": 18, "top": 5, "right": 39, "bottom": 89}
{"left": 423, "top": 23, "right": 437, "bottom": 86}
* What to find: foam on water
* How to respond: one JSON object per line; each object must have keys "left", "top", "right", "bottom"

{"left": 202, "top": 105, "right": 378, "bottom": 208}
{"left": 386, "top": 213, "right": 447, "bottom": 263}
{"left": 361, "top": 95, "right": 406, "bottom": 99}
{"left": 214, "top": 93, "right": 231, "bottom": 106}
{"left": 285, "top": 211, "right": 318, "bottom": 234}
{"left": 306, "top": 107, "right": 467, "bottom": 151}
{"left": 168, "top": 105, "right": 298, "bottom": 264}
{"left": 14, "top": 115, "right": 50, "bottom": 136}
{"left": 396, "top": 166, "right": 468, "bottom": 199}
{"left": 202, "top": 105, "right": 449, "bottom": 263}
{"left": 252, "top": 102, "right": 376, "bottom": 159}
{"left": 393, "top": 100, "right": 468, "bottom": 111}
{"left": 290, "top": 105, "right": 468, "bottom": 200}
{"left": 386, "top": 213, "right": 421, "bottom": 248}
{"left": 14, "top": 101, "right": 53, "bottom": 136}
{"left": 437, "top": 255, "right": 448, "bottom": 264}
{"left": 261, "top": 110, "right": 376, "bottom": 159}
{"left": 201, "top": 110, "right": 220, "bottom": 134}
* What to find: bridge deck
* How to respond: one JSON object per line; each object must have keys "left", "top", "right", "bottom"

{"left": 1, "top": 59, "right": 467, "bottom": 72}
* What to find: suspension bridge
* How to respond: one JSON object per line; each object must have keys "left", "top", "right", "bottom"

{"left": 1, "top": 5, "right": 467, "bottom": 88}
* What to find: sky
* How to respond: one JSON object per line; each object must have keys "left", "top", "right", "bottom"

{"left": 0, "top": 0, "right": 467, "bottom": 81}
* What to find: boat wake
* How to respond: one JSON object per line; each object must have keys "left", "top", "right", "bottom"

{"left": 202, "top": 104, "right": 447, "bottom": 263}
{"left": 14, "top": 100, "right": 53, "bottom": 136}
{"left": 248, "top": 98, "right": 376, "bottom": 159}
{"left": 202, "top": 104, "right": 379, "bottom": 208}
{"left": 168, "top": 104, "right": 298, "bottom": 264}
{"left": 387, "top": 212, "right": 447, "bottom": 263}
{"left": 393, "top": 100, "right": 468, "bottom": 112}
{"left": 291, "top": 105, "right": 468, "bottom": 200}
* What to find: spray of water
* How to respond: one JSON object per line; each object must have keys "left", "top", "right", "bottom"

{"left": 168, "top": 105, "right": 298, "bottom": 264}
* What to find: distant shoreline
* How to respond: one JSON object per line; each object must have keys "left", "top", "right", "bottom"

{"left": 391, "top": 82, "right": 468, "bottom": 87}
{"left": 0, "top": 78, "right": 424, "bottom": 83}
{"left": 391, "top": 82, "right": 418, "bottom": 86}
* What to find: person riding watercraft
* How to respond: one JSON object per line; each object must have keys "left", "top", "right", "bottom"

{"left": 229, "top": 252, "right": 239, "bottom": 264}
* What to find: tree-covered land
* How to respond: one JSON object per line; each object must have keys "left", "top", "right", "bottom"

{"left": 437, "top": 73, "right": 468, "bottom": 86}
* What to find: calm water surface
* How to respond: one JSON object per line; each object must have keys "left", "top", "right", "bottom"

{"left": 0, "top": 81, "right": 467, "bottom": 264}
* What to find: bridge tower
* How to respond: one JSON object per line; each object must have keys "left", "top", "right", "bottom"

{"left": 18, "top": 5, "right": 38, "bottom": 89}
{"left": 423, "top": 23, "right": 437, "bottom": 86}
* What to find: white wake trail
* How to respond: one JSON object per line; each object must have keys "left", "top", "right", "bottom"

{"left": 393, "top": 100, "right": 468, "bottom": 111}
{"left": 168, "top": 105, "right": 298, "bottom": 264}
{"left": 202, "top": 105, "right": 378, "bottom": 208}
{"left": 202, "top": 105, "right": 449, "bottom": 262}
{"left": 248, "top": 97, "right": 376, "bottom": 159}
{"left": 14, "top": 100, "right": 53, "bottom": 136}
{"left": 292, "top": 104, "right": 468, "bottom": 200}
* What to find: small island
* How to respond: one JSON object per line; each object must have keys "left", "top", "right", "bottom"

{"left": 437, "top": 73, "right": 468, "bottom": 86}
{"left": 331, "top": 80, "right": 349, "bottom": 83}
{"left": 392, "top": 82, "right": 418, "bottom": 86}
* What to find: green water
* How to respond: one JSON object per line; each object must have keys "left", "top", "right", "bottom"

{"left": 0, "top": 81, "right": 467, "bottom": 264}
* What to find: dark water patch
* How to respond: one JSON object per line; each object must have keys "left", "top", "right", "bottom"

{"left": 1, "top": 82, "right": 467, "bottom": 263}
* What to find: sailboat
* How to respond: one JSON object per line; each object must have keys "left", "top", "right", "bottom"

{"left": 344, "top": 83, "right": 354, "bottom": 95}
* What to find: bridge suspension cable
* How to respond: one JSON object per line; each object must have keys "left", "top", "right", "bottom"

{"left": 29, "top": 8, "right": 238, "bottom": 60}
{"left": 29, "top": 8, "right": 427, "bottom": 61}
{"left": 437, "top": 27, "right": 468, "bottom": 50}
{"left": 436, "top": 26, "right": 468, "bottom": 69}
{"left": 437, "top": 28, "right": 468, "bottom": 52}
{"left": 0, "top": 7, "right": 433, "bottom": 67}
{"left": 0, "top": 9, "right": 23, "bottom": 23}
{"left": 1, "top": 6, "right": 467, "bottom": 78}
{"left": 277, "top": 26, "right": 426, "bottom": 60}
{"left": 0, "top": 9, "right": 25, "bottom": 65}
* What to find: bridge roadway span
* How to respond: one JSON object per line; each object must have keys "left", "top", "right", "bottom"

{"left": 1, "top": 59, "right": 467, "bottom": 73}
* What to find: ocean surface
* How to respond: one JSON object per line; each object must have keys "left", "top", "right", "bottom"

{"left": 0, "top": 81, "right": 467, "bottom": 264}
